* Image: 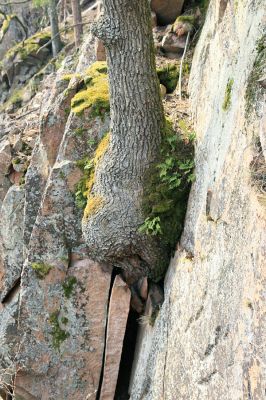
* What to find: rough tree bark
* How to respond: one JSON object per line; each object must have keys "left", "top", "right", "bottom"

{"left": 48, "top": 0, "right": 62, "bottom": 56}
{"left": 83, "top": 0, "right": 168, "bottom": 282}
{"left": 71, "top": 0, "right": 83, "bottom": 48}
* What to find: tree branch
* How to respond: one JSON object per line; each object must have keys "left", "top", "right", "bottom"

{"left": 36, "top": 21, "right": 91, "bottom": 53}
{"left": 177, "top": 31, "right": 190, "bottom": 99}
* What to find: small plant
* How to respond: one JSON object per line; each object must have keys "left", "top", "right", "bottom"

{"left": 31, "top": 262, "right": 53, "bottom": 279}
{"left": 49, "top": 311, "right": 70, "bottom": 350}
{"left": 62, "top": 276, "right": 77, "bottom": 298}
{"left": 139, "top": 216, "right": 162, "bottom": 236}
{"left": 222, "top": 78, "right": 234, "bottom": 111}
{"left": 74, "top": 127, "right": 85, "bottom": 136}
{"left": 140, "top": 118, "right": 195, "bottom": 251}
{"left": 157, "top": 64, "right": 179, "bottom": 93}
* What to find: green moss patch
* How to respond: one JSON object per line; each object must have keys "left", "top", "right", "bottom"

{"left": 3, "top": 30, "right": 51, "bottom": 62}
{"left": 222, "top": 78, "right": 234, "bottom": 111}
{"left": 157, "top": 64, "right": 179, "bottom": 93}
{"left": 62, "top": 276, "right": 77, "bottom": 298}
{"left": 71, "top": 61, "right": 110, "bottom": 116}
{"left": 31, "top": 262, "right": 53, "bottom": 279}
{"left": 49, "top": 311, "right": 70, "bottom": 351}
{"left": 139, "top": 118, "right": 195, "bottom": 253}
{"left": 75, "top": 133, "right": 110, "bottom": 217}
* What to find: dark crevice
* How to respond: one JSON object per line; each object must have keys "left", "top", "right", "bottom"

{"left": 114, "top": 308, "right": 139, "bottom": 400}
{"left": 1, "top": 277, "right": 21, "bottom": 305}
{"left": 96, "top": 267, "right": 121, "bottom": 400}
{"left": 198, "top": 369, "right": 218, "bottom": 384}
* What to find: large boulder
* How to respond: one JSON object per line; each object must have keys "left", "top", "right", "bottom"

{"left": 150, "top": 0, "right": 185, "bottom": 25}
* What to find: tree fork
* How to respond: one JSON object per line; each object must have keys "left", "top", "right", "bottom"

{"left": 83, "top": 0, "right": 168, "bottom": 281}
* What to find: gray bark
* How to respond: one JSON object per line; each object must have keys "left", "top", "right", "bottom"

{"left": 83, "top": 0, "right": 168, "bottom": 282}
{"left": 71, "top": 0, "right": 83, "bottom": 48}
{"left": 48, "top": 0, "right": 62, "bottom": 56}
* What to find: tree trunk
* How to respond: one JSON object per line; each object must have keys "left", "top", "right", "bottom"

{"left": 48, "top": 0, "right": 62, "bottom": 56}
{"left": 83, "top": 0, "right": 167, "bottom": 282}
{"left": 71, "top": 0, "right": 83, "bottom": 48}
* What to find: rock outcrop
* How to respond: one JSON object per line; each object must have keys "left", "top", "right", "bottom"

{"left": 0, "top": 0, "right": 265, "bottom": 399}
{"left": 130, "top": 0, "right": 266, "bottom": 398}
{"left": 150, "top": 0, "right": 184, "bottom": 25}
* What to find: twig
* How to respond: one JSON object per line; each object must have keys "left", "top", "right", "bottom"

{"left": 177, "top": 31, "right": 190, "bottom": 99}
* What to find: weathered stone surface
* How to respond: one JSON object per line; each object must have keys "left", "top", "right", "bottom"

{"left": 16, "top": 259, "right": 111, "bottom": 400}
{"left": 0, "top": 186, "right": 25, "bottom": 302}
{"left": 100, "top": 275, "right": 131, "bottom": 400}
{"left": 150, "top": 0, "right": 184, "bottom": 25}
{"left": 95, "top": 38, "right": 106, "bottom": 61}
{"left": 0, "top": 17, "right": 25, "bottom": 59}
{"left": 130, "top": 1, "right": 266, "bottom": 398}
{"left": 161, "top": 30, "right": 186, "bottom": 54}
{"left": 0, "top": 139, "right": 11, "bottom": 208}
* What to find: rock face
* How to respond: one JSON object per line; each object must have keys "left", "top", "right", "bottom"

{"left": 130, "top": 0, "right": 266, "bottom": 399}
{"left": 150, "top": 0, "right": 184, "bottom": 25}
{"left": 100, "top": 275, "right": 131, "bottom": 400}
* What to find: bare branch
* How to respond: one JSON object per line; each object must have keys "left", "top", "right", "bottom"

{"left": 177, "top": 31, "right": 190, "bottom": 99}
{"left": 36, "top": 21, "right": 91, "bottom": 53}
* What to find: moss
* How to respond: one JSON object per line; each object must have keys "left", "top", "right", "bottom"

{"left": 245, "top": 35, "right": 265, "bottom": 116}
{"left": 157, "top": 64, "right": 179, "bottom": 93}
{"left": 60, "top": 73, "right": 81, "bottom": 82}
{"left": 174, "top": 15, "right": 196, "bottom": 26}
{"left": 84, "top": 195, "right": 104, "bottom": 220}
{"left": 4, "top": 30, "right": 51, "bottom": 62}
{"left": 94, "top": 133, "right": 110, "bottom": 165}
{"left": 222, "top": 78, "right": 234, "bottom": 111}
{"left": 71, "top": 61, "right": 109, "bottom": 116}
{"left": 31, "top": 262, "right": 53, "bottom": 279}
{"left": 49, "top": 311, "right": 70, "bottom": 351}
{"left": 62, "top": 276, "right": 77, "bottom": 298}
{"left": 139, "top": 118, "right": 195, "bottom": 275}
{"left": 2, "top": 15, "right": 11, "bottom": 34}
{"left": 75, "top": 157, "right": 95, "bottom": 209}
{"left": 75, "top": 133, "right": 110, "bottom": 212}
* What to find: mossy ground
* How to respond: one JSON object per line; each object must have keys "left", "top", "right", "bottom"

{"left": 71, "top": 61, "right": 109, "bottom": 116}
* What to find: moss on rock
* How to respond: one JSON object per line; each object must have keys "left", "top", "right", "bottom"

{"left": 62, "top": 276, "right": 77, "bottom": 299}
{"left": 71, "top": 61, "right": 110, "bottom": 116}
{"left": 49, "top": 311, "right": 70, "bottom": 351}
{"left": 222, "top": 78, "right": 234, "bottom": 111}
{"left": 157, "top": 64, "right": 179, "bottom": 93}
{"left": 3, "top": 30, "right": 51, "bottom": 62}
{"left": 31, "top": 262, "right": 53, "bottom": 279}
